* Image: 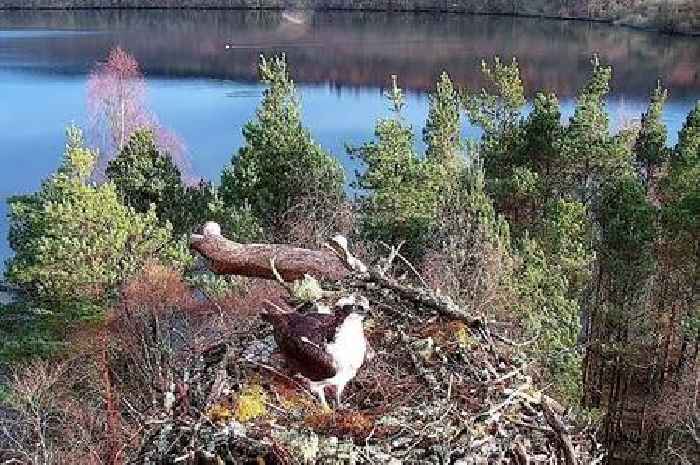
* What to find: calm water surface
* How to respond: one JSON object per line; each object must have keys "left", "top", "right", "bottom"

{"left": 1, "top": 10, "right": 699, "bottom": 267}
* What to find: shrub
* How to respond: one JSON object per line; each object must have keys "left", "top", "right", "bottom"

{"left": 423, "top": 159, "right": 512, "bottom": 313}
{"left": 0, "top": 358, "right": 111, "bottom": 465}
{"left": 271, "top": 194, "right": 354, "bottom": 248}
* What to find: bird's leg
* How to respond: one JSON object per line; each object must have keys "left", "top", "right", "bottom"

{"left": 307, "top": 381, "right": 330, "bottom": 411}
{"left": 335, "top": 382, "right": 345, "bottom": 409}
{"left": 318, "top": 387, "right": 329, "bottom": 411}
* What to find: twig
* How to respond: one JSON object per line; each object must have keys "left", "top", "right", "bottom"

{"left": 379, "top": 240, "right": 406, "bottom": 275}
{"left": 270, "top": 256, "right": 294, "bottom": 295}
{"left": 490, "top": 364, "right": 528, "bottom": 385}
{"left": 512, "top": 421, "right": 553, "bottom": 433}
{"left": 478, "top": 383, "right": 529, "bottom": 424}
{"left": 379, "top": 241, "right": 430, "bottom": 289}
{"left": 263, "top": 299, "right": 289, "bottom": 315}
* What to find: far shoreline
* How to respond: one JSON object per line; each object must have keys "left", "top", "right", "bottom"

{"left": 0, "top": 2, "right": 698, "bottom": 37}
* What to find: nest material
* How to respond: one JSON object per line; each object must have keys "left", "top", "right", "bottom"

{"left": 132, "top": 265, "right": 604, "bottom": 465}
{"left": 133, "top": 230, "right": 604, "bottom": 464}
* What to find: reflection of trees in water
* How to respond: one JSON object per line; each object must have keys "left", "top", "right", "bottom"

{"left": 1, "top": 9, "right": 699, "bottom": 97}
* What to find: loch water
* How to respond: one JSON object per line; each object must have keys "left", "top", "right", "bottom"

{"left": 1, "top": 9, "right": 699, "bottom": 267}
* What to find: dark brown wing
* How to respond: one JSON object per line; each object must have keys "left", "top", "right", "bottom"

{"left": 264, "top": 313, "right": 342, "bottom": 381}
{"left": 287, "top": 313, "right": 341, "bottom": 344}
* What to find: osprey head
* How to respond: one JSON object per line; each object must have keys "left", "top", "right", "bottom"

{"left": 334, "top": 294, "right": 369, "bottom": 320}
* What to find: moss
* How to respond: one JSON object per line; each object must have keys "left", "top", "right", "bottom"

{"left": 207, "top": 402, "right": 234, "bottom": 424}
{"left": 234, "top": 384, "right": 268, "bottom": 423}
{"left": 292, "top": 274, "right": 324, "bottom": 303}
{"left": 450, "top": 322, "right": 475, "bottom": 349}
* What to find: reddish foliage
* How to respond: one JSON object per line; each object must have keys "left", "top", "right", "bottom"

{"left": 216, "top": 278, "right": 289, "bottom": 318}
{"left": 86, "top": 46, "right": 191, "bottom": 180}
{"left": 116, "top": 261, "right": 196, "bottom": 313}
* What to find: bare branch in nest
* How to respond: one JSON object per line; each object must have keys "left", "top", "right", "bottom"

{"left": 542, "top": 395, "right": 577, "bottom": 465}
{"left": 357, "top": 268, "right": 484, "bottom": 328}
{"left": 191, "top": 225, "right": 483, "bottom": 326}
{"left": 512, "top": 438, "right": 530, "bottom": 465}
{"left": 379, "top": 240, "right": 406, "bottom": 275}
{"left": 379, "top": 241, "right": 429, "bottom": 288}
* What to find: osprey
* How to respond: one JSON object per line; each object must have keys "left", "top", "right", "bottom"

{"left": 262, "top": 295, "right": 369, "bottom": 408}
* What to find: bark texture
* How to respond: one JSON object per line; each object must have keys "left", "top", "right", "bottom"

{"left": 190, "top": 233, "right": 350, "bottom": 282}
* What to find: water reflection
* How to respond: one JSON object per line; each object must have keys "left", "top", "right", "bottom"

{"left": 1, "top": 9, "right": 699, "bottom": 97}
{"left": 0, "top": 10, "right": 699, "bottom": 268}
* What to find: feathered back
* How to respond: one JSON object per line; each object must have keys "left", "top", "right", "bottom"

{"left": 261, "top": 304, "right": 358, "bottom": 381}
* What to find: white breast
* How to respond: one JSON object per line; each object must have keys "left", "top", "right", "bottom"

{"left": 326, "top": 314, "right": 367, "bottom": 374}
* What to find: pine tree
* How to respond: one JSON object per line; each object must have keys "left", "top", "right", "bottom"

{"left": 107, "top": 129, "right": 261, "bottom": 239}
{"left": 220, "top": 54, "right": 344, "bottom": 229}
{"left": 106, "top": 129, "right": 183, "bottom": 217}
{"left": 634, "top": 82, "right": 669, "bottom": 185}
{"left": 664, "top": 101, "right": 700, "bottom": 205}
{"left": 519, "top": 92, "right": 562, "bottom": 183}
{"left": 464, "top": 57, "right": 526, "bottom": 181}
{"left": 7, "top": 126, "right": 188, "bottom": 314}
{"left": 424, "top": 71, "right": 463, "bottom": 181}
{"left": 351, "top": 76, "right": 439, "bottom": 256}
{"left": 560, "top": 56, "right": 635, "bottom": 205}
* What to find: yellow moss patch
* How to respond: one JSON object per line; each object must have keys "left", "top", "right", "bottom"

{"left": 207, "top": 403, "right": 233, "bottom": 424}
{"left": 234, "top": 384, "right": 268, "bottom": 423}
{"left": 451, "top": 322, "right": 475, "bottom": 349}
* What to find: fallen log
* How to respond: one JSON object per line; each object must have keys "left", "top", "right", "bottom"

{"left": 189, "top": 229, "right": 351, "bottom": 282}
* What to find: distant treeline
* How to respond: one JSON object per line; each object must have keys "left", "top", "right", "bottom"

{"left": 0, "top": 1, "right": 698, "bottom": 34}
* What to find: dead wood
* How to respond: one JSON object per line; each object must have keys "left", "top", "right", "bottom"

{"left": 191, "top": 225, "right": 483, "bottom": 327}
{"left": 190, "top": 232, "right": 350, "bottom": 281}
{"left": 542, "top": 395, "right": 577, "bottom": 465}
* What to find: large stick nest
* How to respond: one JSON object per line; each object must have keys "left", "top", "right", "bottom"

{"left": 133, "top": 228, "right": 604, "bottom": 465}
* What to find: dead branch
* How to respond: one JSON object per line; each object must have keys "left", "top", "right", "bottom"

{"left": 360, "top": 268, "right": 483, "bottom": 327}
{"left": 542, "top": 395, "right": 577, "bottom": 465}
{"left": 190, "top": 231, "right": 350, "bottom": 281}
{"left": 191, "top": 225, "right": 483, "bottom": 326}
